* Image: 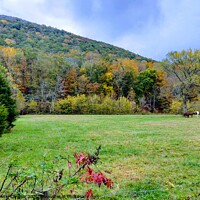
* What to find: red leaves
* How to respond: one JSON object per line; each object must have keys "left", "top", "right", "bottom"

{"left": 85, "top": 189, "right": 94, "bottom": 200}
{"left": 81, "top": 167, "right": 113, "bottom": 188}
{"left": 74, "top": 152, "right": 92, "bottom": 167}
{"left": 105, "top": 178, "right": 114, "bottom": 189}
{"left": 71, "top": 147, "right": 113, "bottom": 199}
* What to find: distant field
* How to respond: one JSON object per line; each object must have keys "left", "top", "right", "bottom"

{"left": 0, "top": 115, "right": 199, "bottom": 199}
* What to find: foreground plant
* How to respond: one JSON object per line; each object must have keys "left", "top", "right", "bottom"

{"left": 0, "top": 145, "right": 113, "bottom": 199}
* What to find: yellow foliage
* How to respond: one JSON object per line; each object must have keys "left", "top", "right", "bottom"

{"left": 5, "top": 38, "right": 16, "bottom": 45}
{"left": 156, "top": 68, "right": 167, "bottom": 86}
{"left": 146, "top": 61, "right": 154, "bottom": 68}
{"left": 105, "top": 72, "right": 113, "bottom": 83}
{"left": 166, "top": 181, "right": 175, "bottom": 188}
{"left": 27, "top": 100, "right": 38, "bottom": 113}
{"left": 109, "top": 59, "right": 139, "bottom": 75}
{"left": 0, "top": 19, "right": 8, "bottom": 24}
{"left": 170, "top": 100, "right": 182, "bottom": 114}
{"left": 79, "top": 67, "right": 86, "bottom": 74}
{"left": 121, "top": 58, "right": 139, "bottom": 75}
{"left": 1, "top": 46, "right": 17, "bottom": 58}
{"left": 103, "top": 83, "right": 113, "bottom": 95}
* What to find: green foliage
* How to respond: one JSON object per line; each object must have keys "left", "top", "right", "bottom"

{"left": 134, "top": 67, "right": 163, "bottom": 112}
{"left": 161, "top": 49, "right": 200, "bottom": 113}
{"left": 27, "top": 100, "right": 38, "bottom": 113}
{"left": 100, "top": 96, "right": 117, "bottom": 114}
{"left": 0, "top": 103, "right": 8, "bottom": 136}
{"left": 0, "top": 66, "right": 17, "bottom": 132}
{"left": 55, "top": 98, "right": 73, "bottom": 114}
{"left": 15, "top": 89, "right": 26, "bottom": 113}
{"left": 117, "top": 97, "right": 133, "bottom": 114}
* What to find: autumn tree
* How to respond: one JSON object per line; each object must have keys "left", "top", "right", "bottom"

{"left": 64, "top": 67, "right": 79, "bottom": 96}
{"left": 161, "top": 49, "right": 200, "bottom": 113}
{"left": 110, "top": 58, "right": 138, "bottom": 98}
{"left": 0, "top": 46, "right": 17, "bottom": 74}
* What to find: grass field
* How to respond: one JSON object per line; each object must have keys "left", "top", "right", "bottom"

{"left": 0, "top": 115, "right": 200, "bottom": 199}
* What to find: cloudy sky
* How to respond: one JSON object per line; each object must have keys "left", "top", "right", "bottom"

{"left": 0, "top": 0, "right": 200, "bottom": 61}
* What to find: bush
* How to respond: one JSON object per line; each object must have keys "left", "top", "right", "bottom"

{"left": 70, "top": 95, "right": 88, "bottom": 114}
{"left": 87, "top": 95, "right": 101, "bottom": 114}
{"left": 170, "top": 100, "right": 182, "bottom": 114}
{"left": 116, "top": 97, "right": 132, "bottom": 114}
{"left": 27, "top": 99, "right": 38, "bottom": 113}
{"left": 100, "top": 96, "right": 117, "bottom": 114}
{"left": 0, "top": 104, "right": 8, "bottom": 136}
{"left": 16, "top": 90, "right": 26, "bottom": 113}
{"left": 55, "top": 98, "right": 73, "bottom": 114}
{"left": 0, "top": 146, "right": 113, "bottom": 199}
{"left": 54, "top": 95, "right": 135, "bottom": 115}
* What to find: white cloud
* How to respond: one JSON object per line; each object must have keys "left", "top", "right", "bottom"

{"left": 0, "top": 0, "right": 200, "bottom": 60}
{"left": 113, "top": 0, "right": 200, "bottom": 60}
{"left": 0, "top": 0, "right": 86, "bottom": 35}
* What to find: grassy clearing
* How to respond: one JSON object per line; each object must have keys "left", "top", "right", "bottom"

{"left": 0, "top": 115, "right": 200, "bottom": 199}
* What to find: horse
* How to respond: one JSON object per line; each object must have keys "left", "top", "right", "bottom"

{"left": 193, "top": 111, "right": 199, "bottom": 118}
{"left": 183, "top": 112, "right": 193, "bottom": 118}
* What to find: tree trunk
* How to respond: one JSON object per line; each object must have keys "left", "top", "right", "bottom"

{"left": 183, "top": 95, "right": 187, "bottom": 113}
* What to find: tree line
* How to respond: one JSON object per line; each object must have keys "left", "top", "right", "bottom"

{"left": 0, "top": 46, "right": 200, "bottom": 115}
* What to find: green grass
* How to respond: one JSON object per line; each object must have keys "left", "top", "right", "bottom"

{"left": 0, "top": 115, "right": 200, "bottom": 199}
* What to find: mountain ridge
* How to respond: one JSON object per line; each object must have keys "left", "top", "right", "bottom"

{"left": 0, "top": 15, "right": 153, "bottom": 62}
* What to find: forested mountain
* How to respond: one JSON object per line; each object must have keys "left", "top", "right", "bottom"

{"left": 0, "top": 15, "right": 199, "bottom": 114}
{"left": 0, "top": 15, "right": 150, "bottom": 61}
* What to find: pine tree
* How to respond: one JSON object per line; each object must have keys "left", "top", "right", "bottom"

{"left": 0, "top": 66, "right": 17, "bottom": 135}
{"left": 0, "top": 103, "right": 8, "bottom": 136}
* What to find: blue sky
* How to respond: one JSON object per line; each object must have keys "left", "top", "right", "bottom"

{"left": 0, "top": 0, "right": 200, "bottom": 61}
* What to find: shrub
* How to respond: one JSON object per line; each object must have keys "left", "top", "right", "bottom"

{"left": 27, "top": 100, "right": 38, "bottom": 113}
{"left": 15, "top": 90, "right": 26, "bottom": 114}
{"left": 170, "top": 100, "right": 182, "bottom": 114}
{"left": 87, "top": 94, "right": 101, "bottom": 114}
{"left": 54, "top": 95, "right": 136, "bottom": 114}
{"left": 70, "top": 94, "right": 88, "bottom": 114}
{"left": 116, "top": 97, "right": 132, "bottom": 114}
{"left": 55, "top": 98, "right": 73, "bottom": 114}
{"left": 0, "top": 146, "right": 113, "bottom": 199}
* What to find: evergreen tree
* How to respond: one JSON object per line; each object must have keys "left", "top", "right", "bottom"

{"left": 0, "top": 103, "right": 8, "bottom": 136}
{"left": 0, "top": 66, "right": 17, "bottom": 134}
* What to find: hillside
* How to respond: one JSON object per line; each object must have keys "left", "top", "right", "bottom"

{"left": 0, "top": 15, "right": 151, "bottom": 61}
{"left": 0, "top": 15, "right": 171, "bottom": 115}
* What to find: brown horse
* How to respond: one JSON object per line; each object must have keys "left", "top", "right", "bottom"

{"left": 183, "top": 112, "right": 193, "bottom": 118}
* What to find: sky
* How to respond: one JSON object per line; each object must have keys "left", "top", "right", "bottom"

{"left": 0, "top": 0, "right": 200, "bottom": 61}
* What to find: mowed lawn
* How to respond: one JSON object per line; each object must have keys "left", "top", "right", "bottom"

{"left": 0, "top": 115, "right": 199, "bottom": 199}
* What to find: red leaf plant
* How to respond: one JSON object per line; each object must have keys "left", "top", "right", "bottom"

{"left": 81, "top": 167, "right": 114, "bottom": 188}
{"left": 74, "top": 152, "right": 91, "bottom": 167}
{"left": 69, "top": 146, "right": 113, "bottom": 199}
